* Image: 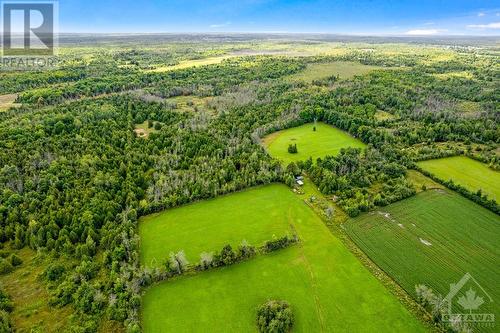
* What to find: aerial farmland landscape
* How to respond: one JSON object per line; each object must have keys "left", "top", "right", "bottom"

{"left": 0, "top": 1, "right": 499, "bottom": 332}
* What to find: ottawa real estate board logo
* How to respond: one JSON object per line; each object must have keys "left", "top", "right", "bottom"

{"left": 1, "top": 0, "right": 58, "bottom": 69}
{"left": 443, "top": 273, "right": 495, "bottom": 330}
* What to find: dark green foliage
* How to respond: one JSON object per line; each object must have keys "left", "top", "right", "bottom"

{"left": 0, "top": 260, "right": 13, "bottom": 275}
{"left": 287, "top": 143, "right": 298, "bottom": 154}
{"left": 256, "top": 300, "right": 294, "bottom": 333}
{"left": 0, "top": 288, "right": 13, "bottom": 312}
{"left": 264, "top": 235, "right": 297, "bottom": 253}
{"left": 44, "top": 264, "right": 65, "bottom": 281}
{"left": 8, "top": 254, "right": 22, "bottom": 267}
{"left": 0, "top": 310, "right": 12, "bottom": 333}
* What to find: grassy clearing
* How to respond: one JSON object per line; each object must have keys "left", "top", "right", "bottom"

{"left": 146, "top": 56, "right": 231, "bottom": 73}
{"left": 139, "top": 185, "right": 293, "bottom": 266}
{"left": 165, "top": 95, "right": 212, "bottom": 113}
{"left": 375, "top": 110, "right": 397, "bottom": 121}
{"left": 262, "top": 122, "right": 366, "bottom": 165}
{"left": 417, "top": 156, "right": 500, "bottom": 201}
{"left": 345, "top": 189, "right": 500, "bottom": 329}
{"left": 141, "top": 184, "right": 425, "bottom": 332}
{"left": 406, "top": 170, "right": 445, "bottom": 193}
{"left": 0, "top": 248, "right": 72, "bottom": 332}
{"left": 133, "top": 120, "right": 159, "bottom": 138}
{"left": 0, "top": 94, "right": 19, "bottom": 111}
{"left": 286, "top": 61, "right": 380, "bottom": 82}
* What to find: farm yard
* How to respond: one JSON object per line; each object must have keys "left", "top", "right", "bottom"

{"left": 141, "top": 184, "right": 425, "bottom": 332}
{"left": 345, "top": 188, "right": 500, "bottom": 331}
{"left": 262, "top": 122, "right": 366, "bottom": 164}
{"left": 417, "top": 156, "right": 500, "bottom": 201}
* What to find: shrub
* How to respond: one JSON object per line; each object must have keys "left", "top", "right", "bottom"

{"left": 257, "top": 300, "right": 294, "bottom": 333}
{"left": 9, "top": 254, "right": 22, "bottom": 267}
{"left": 45, "top": 263, "right": 65, "bottom": 281}
{"left": 287, "top": 143, "right": 297, "bottom": 154}
{"left": 0, "top": 310, "right": 11, "bottom": 333}
{"left": 0, "top": 289, "right": 13, "bottom": 312}
{"left": 0, "top": 260, "right": 13, "bottom": 275}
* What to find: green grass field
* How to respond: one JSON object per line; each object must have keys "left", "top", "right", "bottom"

{"left": 345, "top": 189, "right": 500, "bottom": 329}
{"left": 139, "top": 185, "right": 293, "bottom": 266}
{"left": 141, "top": 184, "right": 425, "bottom": 332}
{"left": 262, "top": 122, "right": 366, "bottom": 164}
{"left": 285, "top": 61, "right": 380, "bottom": 82}
{"left": 417, "top": 156, "right": 500, "bottom": 201}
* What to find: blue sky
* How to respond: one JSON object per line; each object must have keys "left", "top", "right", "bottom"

{"left": 59, "top": 0, "right": 500, "bottom": 35}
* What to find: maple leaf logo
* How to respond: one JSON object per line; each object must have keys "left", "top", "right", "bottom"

{"left": 457, "top": 288, "right": 484, "bottom": 313}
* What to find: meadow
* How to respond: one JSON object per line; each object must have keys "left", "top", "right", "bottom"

{"left": 345, "top": 189, "right": 500, "bottom": 328}
{"left": 417, "top": 156, "right": 500, "bottom": 201}
{"left": 262, "top": 122, "right": 366, "bottom": 164}
{"left": 141, "top": 184, "right": 425, "bottom": 332}
{"left": 139, "top": 185, "right": 293, "bottom": 266}
{"left": 285, "top": 61, "right": 381, "bottom": 82}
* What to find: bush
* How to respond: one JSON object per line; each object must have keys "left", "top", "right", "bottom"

{"left": 0, "top": 260, "right": 13, "bottom": 275}
{"left": 9, "top": 254, "right": 22, "bottom": 267}
{"left": 0, "top": 310, "right": 11, "bottom": 333}
{"left": 257, "top": 300, "right": 294, "bottom": 333}
{"left": 287, "top": 143, "right": 297, "bottom": 154}
{"left": 44, "top": 263, "right": 65, "bottom": 281}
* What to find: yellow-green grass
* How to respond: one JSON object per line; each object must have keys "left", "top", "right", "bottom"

{"left": 406, "top": 170, "right": 445, "bottom": 193}
{"left": 417, "top": 156, "right": 500, "bottom": 201}
{"left": 141, "top": 184, "right": 425, "bottom": 332}
{"left": 0, "top": 248, "right": 72, "bottom": 331}
{"left": 146, "top": 56, "right": 232, "bottom": 73}
{"left": 345, "top": 189, "right": 500, "bottom": 332}
{"left": 285, "top": 61, "right": 380, "bottom": 82}
{"left": 133, "top": 120, "right": 159, "bottom": 138}
{"left": 0, "top": 94, "right": 19, "bottom": 111}
{"left": 165, "top": 95, "right": 212, "bottom": 113}
{"left": 262, "top": 122, "right": 366, "bottom": 165}
{"left": 375, "top": 110, "right": 397, "bottom": 121}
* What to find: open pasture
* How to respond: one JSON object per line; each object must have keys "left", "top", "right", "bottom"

{"left": 345, "top": 189, "right": 500, "bottom": 328}
{"left": 262, "top": 122, "right": 366, "bottom": 164}
{"left": 141, "top": 184, "right": 425, "bottom": 332}
{"left": 417, "top": 156, "right": 500, "bottom": 201}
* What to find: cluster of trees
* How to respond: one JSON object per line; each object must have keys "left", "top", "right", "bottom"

{"left": 285, "top": 148, "right": 415, "bottom": 217}
{"left": 415, "top": 285, "right": 471, "bottom": 333}
{"left": 17, "top": 57, "right": 304, "bottom": 106}
{"left": 0, "top": 286, "right": 13, "bottom": 332}
{"left": 287, "top": 143, "right": 298, "bottom": 154}
{"left": 165, "top": 234, "right": 298, "bottom": 278}
{"left": 257, "top": 300, "right": 294, "bottom": 333}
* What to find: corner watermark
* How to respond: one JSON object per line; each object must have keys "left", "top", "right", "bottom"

{"left": 442, "top": 273, "right": 495, "bottom": 330}
{"left": 1, "top": 0, "right": 58, "bottom": 70}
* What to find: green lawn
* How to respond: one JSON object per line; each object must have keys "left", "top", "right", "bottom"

{"left": 141, "top": 184, "right": 425, "bottom": 332}
{"left": 262, "top": 122, "right": 366, "bottom": 165}
{"left": 285, "top": 61, "right": 380, "bottom": 82}
{"left": 345, "top": 189, "right": 500, "bottom": 331}
{"left": 417, "top": 155, "right": 500, "bottom": 202}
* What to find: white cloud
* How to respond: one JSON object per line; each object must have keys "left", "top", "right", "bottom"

{"left": 478, "top": 12, "right": 486, "bottom": 17}
{"left": 405, "top": 29, "right": 447, "bottom": 35}
{"left": 209, "top": 22, "right": 231, "bottom": 28}
{"left": 467, "top": 22, "right": 500, "bottom": 29}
